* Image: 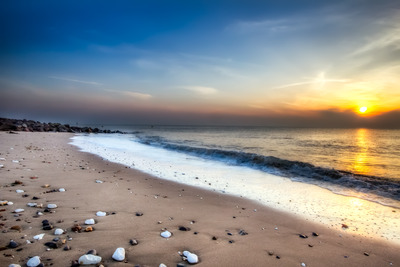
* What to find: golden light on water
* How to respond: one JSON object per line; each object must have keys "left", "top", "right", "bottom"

{"left": 352, "top": 128, "right": 372, "bottom": 175}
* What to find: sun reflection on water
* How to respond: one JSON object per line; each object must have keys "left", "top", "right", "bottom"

{"left": 352, "top": 128, "right": 372, "bottom": 175}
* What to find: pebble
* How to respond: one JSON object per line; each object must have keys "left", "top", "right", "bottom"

{"left": 129, "top": 239, "right": 138, "bottom": 246}
{"left": 33, "top": 234, "right": 44, "bottom": 240}
{"left": 299, "top": 234, "right": 308, "bottom": 239}
{"left": 96, "top": 211, "right": 107, "bottom": 217}
{"left": 112, "top": 247, "right": 125, "bottom": 261}
{"left": 27, "top": 203, "right": 37, "bottom": 207}
{"left": 8, "top": 202, "right": 14, "bottom": 205}
{"left": 71, "top": 224, "right": 82, "bottom": 232}
{"left": 47, "top": 204, "right": 57, "bottom": 209}
{"left": 58, "top": 188, "right": 66, "bottom": 192}
{"left": 161, "top": 230, "right": 172, "bottom": 238}
{"left": 54, "top": 228, "right": 64, "bottom": 235}
{"left": 78, "top": 254, "right": 102, "bottom": 265}
{"left": 312, "top": 232, "right": 319, "bottom": 237}
{"left": 14, "top": 209, "right": 24, "bottom": 213}
{"left": 16, "top": 190, "right": 24, "bottom": 193}
{"left": 45, "top": 241, "right": 62, "bottom": 249}
{"left": 87, "top": 249, "right": 97, "bottom": 255}
{"left": 301, "top": 263, "right": 306, "bottom": 267}
{"left": 27, "top": 256, "right": 41, "bottom": 267}
{"left": 85, "top": 226, "right": 94, "bottom": 232}
{"left": 178, "top": 226, "right": 190, "bottom": 231}
{"left": 183, "top": 250, "right": 199, "bottom": 264}
{"left": 10, "top": 225, "right": 22, "bottom": 232}
{"left": 159, "top": 264, "right": 167, "bottom": 267}
{"left": 8, "top": 264, "right": 22, "bottom": 267}
{"left": 135, "top": 212, "right": 143, "bottom": 216}
{"left": 8, "top": 240, "right": 19, "bottom": 249}
{"left": 95, "top": 180, "right": 103, "bottom": 183}
{"left": 85, "top": 218, "right": 95, "bottom": 225}
{"left": 63, "top": 245, "right": 71, "bottom": 251}
{"left": 238, "top": 229, "right": 248, "bottom": 235}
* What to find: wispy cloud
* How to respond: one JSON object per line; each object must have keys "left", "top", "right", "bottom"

{"left": 105, "top": 89, "right": 152, "bottom": 100}
{"left": 180, "top": 86, "right": 218, "bottom": 95}
{"left": 49, "top": 76, "right": 102, "bottom": 85}
{"left": 275, "top": 72, "right": 350, "bottom": 89}
{"left": 228, "top": 19, "right": 293, "bottom": 34}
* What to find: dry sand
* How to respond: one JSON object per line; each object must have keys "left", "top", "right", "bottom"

{"left": 0, "top": 132, "right": 399, "bottom": 267}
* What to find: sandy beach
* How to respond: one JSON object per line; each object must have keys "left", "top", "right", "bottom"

{"left": 1, "top": 132, "right": 399, "bottom": 267}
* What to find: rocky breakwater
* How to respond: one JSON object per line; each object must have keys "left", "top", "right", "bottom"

{"left": 0, "top": 118, "right": 124, "bottom": 133}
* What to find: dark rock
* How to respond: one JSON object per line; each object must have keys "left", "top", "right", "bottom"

{"left": 45, "top": 241, "right": 61, "bottom": 249}
{"left": 43, "top": 224, "right": 54, "bottom": 230}
{"left": 63, "top": 245, "right": 71, "bottom": 251}
{"left": 276, "top": 255, "right": 281, "bottom": 259}
{"left": 312, "top": 232, "right": 319, "bottom": 237}
{"left": 299, "top": 234, "right": 308, "bottom": 239}
{"left": 212, "top": 236, "right": 217, "bottom": 240}
{"left": 8, "top": 240, "right": 19, "bottom": 248}
{"left": 364, "top": 252, "right": 370, "bottom": 256}
{"left": 238, "top": 229, "right": 248, "bottom": 235}
{"left": 87, "top": 249, "right": 97, "bottom": 255}
{"left": 229, "top": 240, "right": 235, "bottom": 243}
{"left": 268, "top": 251, "right": 274, "bottom": 256}
{"left": 227, "top": 232, "right": 233, "bottom": 236}
{"left": 135, "top": 212, "right": 143, "bottom": 216}
{"left": 178, "top": 226, "right": 191, "bottom": 231}
{"left": 129, "top": 239, "right": 139, "bottom": 246}
{"left": 71, "top": 260, "right": 80, "bottom": 267}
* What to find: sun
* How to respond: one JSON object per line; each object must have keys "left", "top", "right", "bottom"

{"left": 359, "top": 106, "right": 368, "bottom": 113}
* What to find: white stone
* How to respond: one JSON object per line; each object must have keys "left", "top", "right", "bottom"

{"left": 12, "top": 160, "right": 19, "bottom": 163}
{"left": 16, "top": 190, "right": 24, "bottom": 193}
{"left": 183, "top": 251, "right": 199, "bottom": 264}
{"left": 159, "top": 264, "right": 167, "bottom": 267}
{"left": 47, "top": 204, "right": 57, "bottom": 209}
{"left": 54, "top": 228, "right": 64, "bottom": 235}
{"left": 0, "top": 157, "right": 5, "bottom": 161}
{"left": 112, "top": 247, "right": 125, "bottom": 261}
{"left": 33, "top": 233, "right": 45, "bottom": 240}
{"left": 27, "top": 203, "right": 37, "bottom": 207}
{"left": 9, "top": 264, "right": 22, "bottom": 267}
{"left": 0, "top": 164, "right": 4, "bottom": 168}
{"left": 27, "top": 256, "right": 41, "bottom": 267}
{"left": 96, "top": 211, "right": 107, "bottom": 217}
{"left": 14, "top": 209, "right": 24, "bottom": 213}
{"left": 7, "top": 202, "right": 14, "bottom": 205}
{"left": 160, "top": 230, "right": 172, "bottom": 238}
{"left": 58, "top": 188, "right": 66, "bottom": 192}
{"left": 78, "top": 254, "right": 102, "bottom": 265}
{"left": 95, "top": 180, "right": 103, "bottom": 183}
{"left": 301, "top": 263, "right": 306, "bottom": 267}
{"left": 85, "top": 218, "right": 95, "bottom": 225}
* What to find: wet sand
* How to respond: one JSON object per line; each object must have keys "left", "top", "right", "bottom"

{"left": 0, "top": 132, "right": 399, "bottom": 266}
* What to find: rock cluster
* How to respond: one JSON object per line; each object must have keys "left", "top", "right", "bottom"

{"left": 0, "top": 118, "right": 124, "bottom": 133}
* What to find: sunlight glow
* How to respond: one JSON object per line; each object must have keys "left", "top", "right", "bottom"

{"left": 359, "top": 106, "right": 368, "bottom": 113}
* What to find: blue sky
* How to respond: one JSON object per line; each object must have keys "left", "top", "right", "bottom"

{"left": 1, "top": 0, "right": 400, "bottom": 127}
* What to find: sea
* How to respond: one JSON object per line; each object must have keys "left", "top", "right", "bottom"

{"left": 70, "top": 126, "right": 400, "bottom": 244}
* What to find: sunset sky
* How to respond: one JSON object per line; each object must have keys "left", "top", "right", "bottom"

{"left": 1, "top": 0, "right": 399, "bottom": 127}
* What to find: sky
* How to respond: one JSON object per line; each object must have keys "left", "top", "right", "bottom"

{"left": 1, "top": 0, "right": 399, "bottom": 127}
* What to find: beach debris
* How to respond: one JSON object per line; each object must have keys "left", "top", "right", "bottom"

{"left": 58, "top": 188, "right": 66, "bottom": 192}
{"left": 85, "top": 226, "right": 94, "bottom": 232}
{"left": 10, "top": 225, "right": 22, "bottom": 232}
{"left": 129, "top": 239, "right": 139, "bottom": 246}
{"left": 54, "top": 228, "right": 64, "bottom": 235}
{"left": 96, "top": 211, "right": 107, "bottom": 217}
{"left": 47, "top": 204, "right": 57, "bottom": 209}
{"left": 178, "top": 226, "right": 191, "bottom": 231}
{"left": 13, "top": 209, "right": 24, "bottom": 213}
{"left": 33, "top": 233, "right": 45, "bottom": 240}
{"left": 42, "top": 220, "right": 54, "bottom": 230}
{"left": 238, "top": 229, "right": 248, "bottom": 235}
{"left": 182, "top": 250, "right": 199, "bottom": 264}
{"left": 161, "top": 230, "right": 172, "bottom": 238}
{"left": 45, "top": 241, "right": 62, "bottom": 249}
{"left": 299, "top": 234, "right": 308, "bottom": 239}
{"left": 26, "top": 256, "right": 41, "bottom": 267}
{"left": 16, "top": 190, "right": 24, "bottom": 193}
{"left": 27, "top": 203, "right": 37, "bottom": 207}
{"left": 85, "top": 218, "right": 95, "bottom": 225}
{"left": 8, "top": 240, "right": 20, "bottom": 249}
{"left": 78, "top": 254, "right": 102, "bottom": 265}
{"left": 71, "top": 224, "right": 82, "bottom": 232}
{"left": 112, "top": 247, "right": 125, "bottom": 261}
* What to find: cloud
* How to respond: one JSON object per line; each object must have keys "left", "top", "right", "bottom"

{"left": 274, "top": 72, "right": 350, "bottom": 89}
{"left": 49, "top": 76, "right": 102, "bottom": 85}
{"left": 181, "top": 86, "right": 218, "bottom": 95}
{"left": 228, "top": 19, "right": 293, "bottom": 34}
{"left": 120, "top": 91, "right": 152, "bottom": 99}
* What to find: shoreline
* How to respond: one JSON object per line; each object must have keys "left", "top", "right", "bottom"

{"left": 1, "top": 132, "right": 399, "bottom": 266}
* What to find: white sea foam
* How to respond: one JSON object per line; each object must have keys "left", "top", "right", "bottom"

{"left": 71, "top": 134, "right": 400, "bottom": 245}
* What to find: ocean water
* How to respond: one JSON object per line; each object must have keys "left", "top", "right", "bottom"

{"left": 71, "top": 126, "right": 400, "bottom": 243}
